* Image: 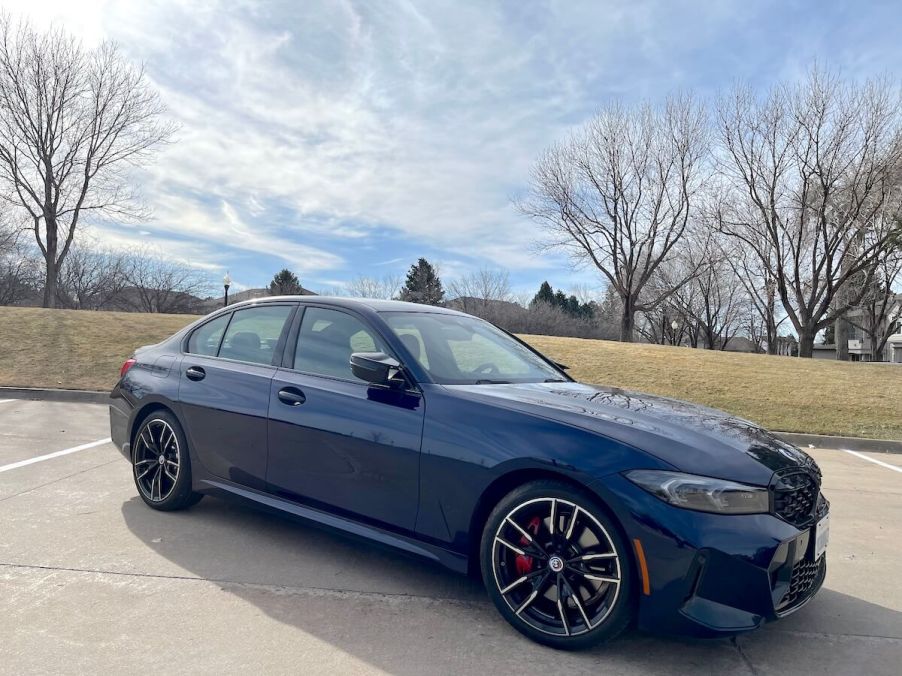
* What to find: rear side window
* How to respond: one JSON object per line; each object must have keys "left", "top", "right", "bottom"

{"left": 218, "top": 305, "right": 293, "bottom": 365}
{"left": 294, "top": 307, "right": 386, "bottom": 381}
{"left": 187, "top": 314, "right": 230, "bottom": 356}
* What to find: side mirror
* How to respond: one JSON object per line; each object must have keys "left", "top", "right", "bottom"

{"left": 350, "top": 352, "right": 404, "bottom": 387}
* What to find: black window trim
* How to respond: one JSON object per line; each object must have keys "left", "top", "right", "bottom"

{"left": 183, "top": 310, "right": 233, "bottom": 357}
{"left": 182, "top": 302, "right": 299, "bottom": 368}
{"left": 281, "top": 302, "right": 420, "bottom": 392}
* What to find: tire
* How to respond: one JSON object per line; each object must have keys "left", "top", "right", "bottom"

{"left": 132, "top": 410, "right": 203, "bottom": 511}
{"left": 480, "top": 479, "right": 634, "bottom": 650}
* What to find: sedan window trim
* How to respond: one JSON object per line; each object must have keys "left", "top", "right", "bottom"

{"left": 181, "top": 301, "right": 299, "bottom": 369}
{"left": 282, "top": 302, "right": 422, "bottom": 393}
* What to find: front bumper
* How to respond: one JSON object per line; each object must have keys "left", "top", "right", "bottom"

{"left": 592, "top": 473, "right": 828, "bottom": 638}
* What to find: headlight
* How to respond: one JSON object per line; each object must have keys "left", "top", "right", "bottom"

{"left": 624, "top": 470, "right": 769, "bottom": 515}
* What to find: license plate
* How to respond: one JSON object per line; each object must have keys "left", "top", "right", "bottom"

{"left": 814, "top": 513, "right": 830, "bottom": 560}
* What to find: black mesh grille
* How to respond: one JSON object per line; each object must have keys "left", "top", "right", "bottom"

{"left": 772, "top": 470, "right": 818, "bottom": 526}
{"left": 777, "top": 555, "right": 825, "bottom": 611}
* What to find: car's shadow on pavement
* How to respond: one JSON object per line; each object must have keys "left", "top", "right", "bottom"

{"left": 121, "top": 496, "right": 902, "bottom": 675}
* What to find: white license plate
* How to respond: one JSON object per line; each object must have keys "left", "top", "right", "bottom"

{"left": 814, "top": 513, "right": 830, "bottom": 560}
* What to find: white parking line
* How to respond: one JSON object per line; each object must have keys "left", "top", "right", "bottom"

{"left": 0, "top": 438, "right": 112, "bottom": 474}
{"left": 842, "top": 449, "right": 902, "bottom": 473}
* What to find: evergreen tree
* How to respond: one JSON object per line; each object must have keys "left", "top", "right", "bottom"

{"left": 399, "top": 258, "right": 444, "bottom": 305}
{"left": 269, "top": 268, "right": 303, "bottom": 295}
{"left": 531, "top": 281, "right": 597, "bottom": 319}
{"left": 531, "top": 281, "right": 555, "bottom": 306}
{"left": 565, "top": 295, "right": 581, "bottom": 317}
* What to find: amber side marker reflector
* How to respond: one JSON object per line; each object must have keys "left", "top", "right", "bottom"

{"left": 633, "top": 538, "right": 651, "bottom": 596}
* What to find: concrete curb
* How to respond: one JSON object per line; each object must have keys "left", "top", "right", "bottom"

{"left": 1, "top": 387, "right": 899, "bottom": 454}
{"left": 0, "top": 387, "right": 109, "bottom": 405}
{"left": 776, "top": 432, "right": 902, "bottom": 455}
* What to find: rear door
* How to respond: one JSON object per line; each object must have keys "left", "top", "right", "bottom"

{"left": 266, "top": 305, "right": 424, "bottom": 530}
{"left": 179, "top": 303, "right": 296, "bottom": 490}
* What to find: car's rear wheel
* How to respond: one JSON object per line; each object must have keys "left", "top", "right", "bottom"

{"left": 132, "top": 411, "right": 202, "bottom": 511}
{"left": 480, "top": 480, "right": 634, "bottom": 649}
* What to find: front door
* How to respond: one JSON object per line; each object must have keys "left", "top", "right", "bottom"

{"left": 267, "top": 306, "right": 424, "bottom": 531}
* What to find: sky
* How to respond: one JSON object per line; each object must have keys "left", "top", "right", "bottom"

{"left": 11, "top": 0, "right": 902, "bottom": 296}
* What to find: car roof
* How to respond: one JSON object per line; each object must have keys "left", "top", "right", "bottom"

{"left": 228, "top": 295, "right": 468, "bottom": 316}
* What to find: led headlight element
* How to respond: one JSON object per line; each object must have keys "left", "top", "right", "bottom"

{"left": 625, "top": 470, "right": 769, "bottom": 514}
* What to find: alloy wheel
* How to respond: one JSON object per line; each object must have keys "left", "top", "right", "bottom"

{"left": 491, "top": 497, "right": 622, "bottom": 637}
{"left": 133, "top": 419, "right": 181, "bottom": 503}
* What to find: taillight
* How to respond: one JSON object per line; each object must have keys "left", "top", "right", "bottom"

{"left": 119, "top": 358, "right": 137, "bottom": 379}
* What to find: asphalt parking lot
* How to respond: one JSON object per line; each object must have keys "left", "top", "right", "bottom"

{"left": 1, "top": 398, "right": 900, "bottom": 675}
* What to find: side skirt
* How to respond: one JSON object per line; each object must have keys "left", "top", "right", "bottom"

{"left": 196, "top": 478, "right": 470, "bottom": 575}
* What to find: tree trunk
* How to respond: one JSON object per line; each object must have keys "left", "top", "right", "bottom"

{"left": 765, "top": 288, "right": 778, "bottom": 354}
{"left": 835, "top": 316, "right": 849, "bottom": 361}
{"left": 797, "top": 327, "right": 815, "bottom": 358}
{"left": 619, "top": 297, "right": 635, "bottom": 342}
{"left": 42, "top": 257, "right": 58, "bottom": 308}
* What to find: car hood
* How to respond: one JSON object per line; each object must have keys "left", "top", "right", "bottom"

{"left": 446, "top": 381, "right": 817, "bottom": 485}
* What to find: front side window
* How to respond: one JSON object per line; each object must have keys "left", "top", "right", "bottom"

{"left": 381, "top": 312, "right": 565, "bottom": 385}
{"left": 294, "top": 307, "right": 386, "bottom": 381}
{"left": 218, "top": 305, "right": 293, "bottom": 365}
{"left": 187, "top": 313, "right": 231, "bottom": 356}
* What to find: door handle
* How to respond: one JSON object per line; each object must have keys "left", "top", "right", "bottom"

{"left": 278, "top": 387, "right": 306, "bottom": 406}
{"left": 185, "top": 366, "right": 206, "bottom": 381}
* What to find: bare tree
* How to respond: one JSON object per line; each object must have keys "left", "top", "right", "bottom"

{"left": 0, "top": 16, "right": 175, "bottom": 308}
{"left": 119, "top": 248, "right": 210, "bottom": 314}
{"left": 715, "top": 69, "right": 902, "bottom": 357}
{"left": 0, "top": 214, "right": 37, "bottom": 305}
{"left": 55, "top": 237, "right": 129, "bottom": 309}
{"left": 522, "top": 95, "right": 709, "bottom": 341}
{"left": 346, "top": 274, "right": 402, "bottom": 300}
{"left": 669, "top": 235, "right": 748, "bottom": 350}
{"left": 447, "top": 268, "right": 512, "bottom": 314}
{"left": 847, "top": 242, "right": 902, "bottom": 361}
{"left": 721, "top": 234, "right": 786, "bottom": 354}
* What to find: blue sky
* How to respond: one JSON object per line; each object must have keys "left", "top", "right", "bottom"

{"left": 14, "top": 0, "right": 902, "bottom": 297}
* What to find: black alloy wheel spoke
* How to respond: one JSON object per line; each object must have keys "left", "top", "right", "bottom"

{"left": 560, "top": 573, "right": 593, "bottom": 629}
{"left": 556, "top": 576, "right": 570, "bottom": 636}
{"left": 505, "top": 516, "right": 549, "bottom": 558}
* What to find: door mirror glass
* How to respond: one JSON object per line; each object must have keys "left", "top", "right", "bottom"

{"left": 350, "top": 352, "right": 402, "bottom": 387}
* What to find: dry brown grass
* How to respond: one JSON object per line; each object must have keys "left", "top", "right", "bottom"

{"left": 524, "top": 334, "right": 902, "bottom": 440}
{"left": 0, "top": 306, "right": 194, "bottom": 391}
{"left": 1, "top": 306, "right": 899, "bottom": 439}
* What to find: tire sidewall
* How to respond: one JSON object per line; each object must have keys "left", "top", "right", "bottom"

{"left": 480, "top": 480, "right": 635, "bottom": 650}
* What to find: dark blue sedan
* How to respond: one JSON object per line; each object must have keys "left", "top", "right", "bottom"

{"left": 110, "top": 296, "right": 829, "bottom": 649}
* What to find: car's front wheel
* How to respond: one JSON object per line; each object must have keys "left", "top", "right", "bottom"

{"left": 132, "top": 411, "right": 202, "bottom": 511}
{"left": 480, "top": 480, "right": 634, "bottom": 649}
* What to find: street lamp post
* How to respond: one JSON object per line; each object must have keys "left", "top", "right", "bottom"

{"left": 223, "top": 272, "right": 231, "bottom": 307}
{"left": 671, "top": 319, "right": 679, "bottom": 346}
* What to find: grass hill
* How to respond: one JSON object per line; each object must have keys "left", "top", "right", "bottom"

{"left": 1, "top": 305, "right": 899, "bottom": 440}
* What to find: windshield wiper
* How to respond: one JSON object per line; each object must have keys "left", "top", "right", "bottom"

{"left": 474, "top": 379, "right": 512, "bottom": 385}
{"left": 544, "top": 378, "right": 568, "bottom": 383}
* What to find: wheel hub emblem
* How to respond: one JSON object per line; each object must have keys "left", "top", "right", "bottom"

{"left": 549, "top": 556, "right": 564, "bottom": 573}
{"left": 158, "top": 455, "right": 166, "bottom": 465}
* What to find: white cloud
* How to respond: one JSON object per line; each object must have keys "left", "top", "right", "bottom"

{"left": 12, "top": 0, "right": 902, "bottom": 287}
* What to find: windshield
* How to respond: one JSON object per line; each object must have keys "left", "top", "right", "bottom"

{"left": 381, "top": 312, "right": 567, "bottom": 385}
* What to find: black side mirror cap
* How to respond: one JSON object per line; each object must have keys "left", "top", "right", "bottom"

{"left": 350, "top": 352, "right": 403, "bottom": 386}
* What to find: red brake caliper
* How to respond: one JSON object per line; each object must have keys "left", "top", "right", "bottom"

{"left": 514, "top": 516, "right": 543, "bottom": 576}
